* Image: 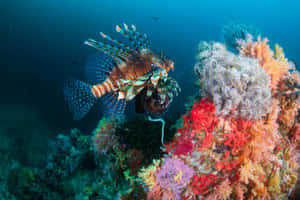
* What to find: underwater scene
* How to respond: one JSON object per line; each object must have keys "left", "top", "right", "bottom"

{"left": 1, "top": 0, "right": 300, "bottom": 199}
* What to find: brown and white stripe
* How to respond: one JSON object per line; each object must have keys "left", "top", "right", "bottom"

{"left": 91, "top": 77, "right": 117, "bottom": 98}
{"left": 91, "top": 53, "right": 154, "bottom": 99}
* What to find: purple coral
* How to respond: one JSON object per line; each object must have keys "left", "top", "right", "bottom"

{"left": 155, "top": 157, "right": 194, "bottom": 199}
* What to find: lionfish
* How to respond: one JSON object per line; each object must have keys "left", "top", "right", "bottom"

{"left": 64, "top": 24, "right": 180, "bottom": 120}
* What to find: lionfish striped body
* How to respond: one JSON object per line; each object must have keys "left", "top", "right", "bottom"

{"left": 64, "top": 24, "right": 176, "bottom": 120}
{"left": 90, "top": 52, "right": 155, "bottom": 100}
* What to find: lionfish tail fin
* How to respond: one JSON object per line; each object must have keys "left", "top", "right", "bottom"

{"left": 63, "top": 80, "right": 97, "bottom": 120}
{"left": 116, "top": 23, "right": 150, "bottom": 53}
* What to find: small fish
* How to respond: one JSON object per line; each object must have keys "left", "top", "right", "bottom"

{"left": 71, "top": 59, "right": 79, "bottom": 65}
{"left": 152, "top": 16, "right": 160, "bottom": 22}
{"left": 64, "top": 24, "right": 174, "bottom": 120}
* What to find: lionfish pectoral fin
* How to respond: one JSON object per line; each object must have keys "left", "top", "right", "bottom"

{"left": 100, "top": 93, "right": 127, "bottom": 117}
{"left": 85, "top": 52, "right": 115, "bottom": 84}
{"left": 63, "top": 80, "right": 97, "bottom": 120}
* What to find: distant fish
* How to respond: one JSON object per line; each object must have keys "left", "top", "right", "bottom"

{"left": 152, "top": 16, "right": 160, "bottom": 22}
{"left": 64, "top": 24, "right": 176, "bottom": 120}
{"left": 71, "top": 59, "right": 79, "bottom": 65}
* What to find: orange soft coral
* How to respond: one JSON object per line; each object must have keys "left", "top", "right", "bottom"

{"left": 239, "top": 100, "right": 281, "bottom": 163}
{"left": 291, "top": 123, "right": 300, "bottom": 149}
{"left": 205, "top": 178, "right": 232, "bottom": 200}
{"left": 239, "top": 37, "right": 290, "bottom": 91}
{"left": 278, "top": 99, "right": 300, "bottom": 134}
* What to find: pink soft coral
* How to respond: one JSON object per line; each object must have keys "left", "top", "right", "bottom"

{"left": 155, "top": 158, "right": 194, "bottom": 200}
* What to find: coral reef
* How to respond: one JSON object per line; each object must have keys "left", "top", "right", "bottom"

{"left": 140, "top": 32, "right": 300, "bottom": 199}
{"left": 2, "top": 24, "right": 300, "bottom": 200}
{"left": 5, "top": 127, "right": 134, "bottom": 200}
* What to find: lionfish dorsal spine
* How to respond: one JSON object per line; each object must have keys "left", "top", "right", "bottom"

{"left": 85, "top": 39, "right": 131, "bottom": 62}
{"left": 116, "top": 23, "right": 150, "bottom": 53}
{"left": 99, "top": 32, "right": 135, "bottom": 55}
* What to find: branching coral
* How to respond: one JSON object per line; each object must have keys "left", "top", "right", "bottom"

{"left": 195, "top": 41, "right": 272, "bottom": 120}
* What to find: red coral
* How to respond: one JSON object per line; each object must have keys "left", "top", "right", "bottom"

{"left": 215, "top": 160, "right": 240, "bottom": 173}
{"left": 166, "top": 99, "right": 217, "bottom": 153}
{"left": 190, "top": 174, "right": 217, "bottom": 195}
{"left": 198, "top": 131, "right": 213, "bottom": 150}
{"left": 224, "top": 118, "right": 253, "bottom": 155}
{"left": 190, "top": 99, "right": 217, "bottom": 134}
{"left": 222, "top": 150, "right": 231, "bottom": 160}
{"left": 189, "top": 99, "right": 218, "bottom": 150}
{"left": 127, "top": 149, "right": 144, "bottom": 176}
{"left": 178, "top": 114, "right": 192, "bottom": 134}
{"left": 173, "top": 136, "right": 194, "bottom": 156}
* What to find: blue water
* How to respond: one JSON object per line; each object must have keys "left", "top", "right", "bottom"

{"left": 1, "top": 0, "right": 300, "bottom": 131}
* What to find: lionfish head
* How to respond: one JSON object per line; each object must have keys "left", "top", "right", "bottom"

{"left": 151, "top": 52, "right": 174, "bottom": 72}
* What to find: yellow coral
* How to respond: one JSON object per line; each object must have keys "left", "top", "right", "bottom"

{"left": 239, "top": 159, "right": 265, "bottom": 185}
{"left": 138, "top": 159, "right": 161, "bottom": 190}
{"left": 267, "top": 169, "right": 281, "bottom": 194}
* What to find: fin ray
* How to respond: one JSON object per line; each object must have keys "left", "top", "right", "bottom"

{"left": 85, "top": 52, "right": 115, "bottom": 84}
{"left": 116, "top": 23, "right": 150, "bottom": 53}
{"left": 100, "top": 93, "right": 127, "bottom": 116}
